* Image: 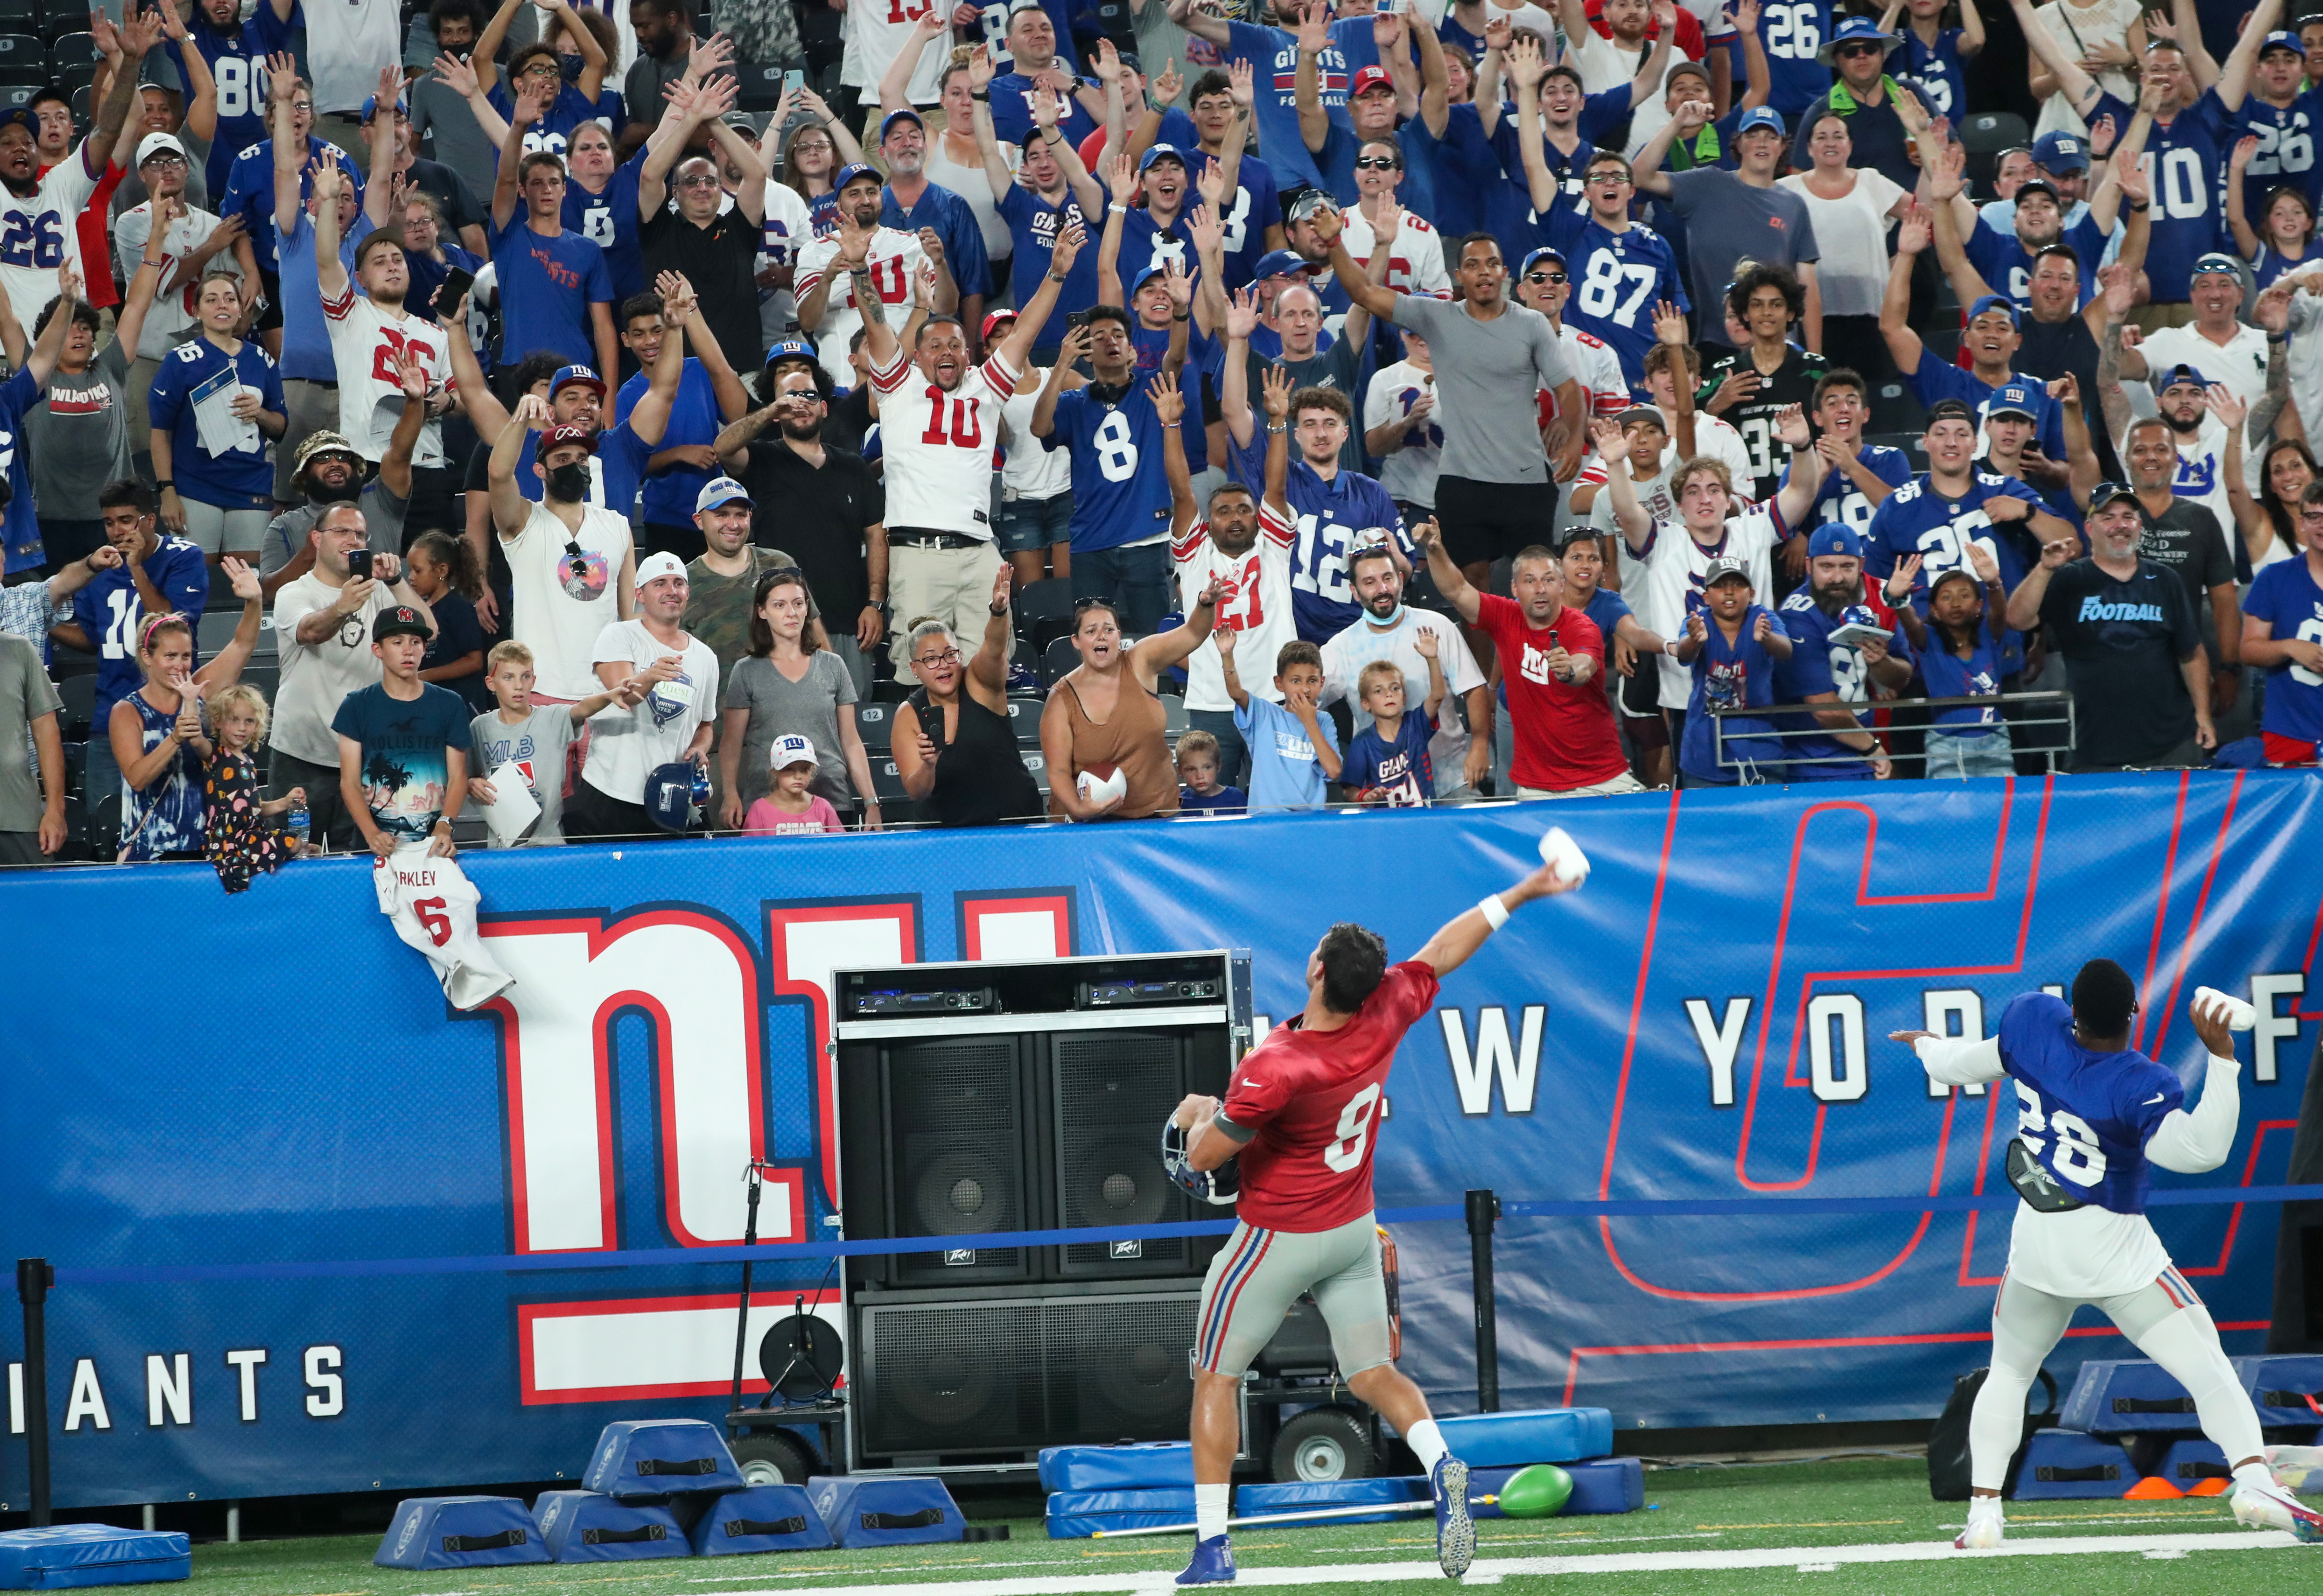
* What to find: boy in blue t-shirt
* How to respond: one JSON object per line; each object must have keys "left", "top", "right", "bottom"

{"left": 1174, "top": 728, "right": 1247, "bottom": 816}
{"left": 1341, "top": 644, "right": 1443, "bottom": 806}
{"left": 1673, "top": 557, "right": 1793, "bottom": 786}
{"left": 1219, "top": 628, "right": 1340, "bottom": 812}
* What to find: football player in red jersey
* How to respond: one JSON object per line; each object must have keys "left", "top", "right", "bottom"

{"left": 1167, "top": 850, "right": 1585, "bottom": 1585}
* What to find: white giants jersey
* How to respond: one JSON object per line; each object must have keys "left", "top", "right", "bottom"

{"left": 1172, "top": 503, "right": 1297, "bottom": 714}
{"left": 870, "top": 346, "right": 1015, "bottom": 537}
{"left": 842, "top": 0, "right": 947, "bottom": 100}
{"left": 372, "top": 847, "right": 514, "bottom": 1010}
{"left": 323, "top": 288, "right": 453, "bottom": 467}
{"left": 0, "top": 155, "right": 93, "bottom": 334}
{"left": 795, "top": 226, "right": 928, "bottom": 386}
{"left": 1338, "top": 209, "right": 1450, "bottom": 299}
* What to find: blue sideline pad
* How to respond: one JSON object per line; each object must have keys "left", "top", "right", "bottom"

{"left": 374, "top": 1497, "right": 550, "bottom": 1569}
{"left": 1472, "top": 1458, "right": 1644, "bottom": 1517}
{"left": 0, "top": 1526, "right": 190, "bottom": 1589}
{"left": 532, "top": 1492, "right": 690, "bottom": 1562}
{"left": 1038, "top": 1442, "right": 1195, "bottom": 1493}
{"left": 2060, "top": 1361, "right": 2201, "bottom": 1435}
{"left": 689, "top": 1485, "right": 834, "bottom": 1554}
{"left": 2150, "top": 1437, "right": 2233, "bottom": 1489}
{"left": 1045, "top": 1489, "right": 1198, "bottom": 1538}
{"left": 1237, "top": 1477, "right": 1430, "bottom": 1526}
{"left": 2234, "top": 1356, "right": 2323, "bottom": 1432}
{"left": 808, "top": 1476, "right": 964, "bottom": 1548}
{"left": 2009, "top": 1430, "right": 2132, "bottom": 1498}
{"left": 1437, "top": 1407, "right": 1615, "bottom": 1465}
{"left": 583, "top": 1418, "right": 747, "bottom": 1498}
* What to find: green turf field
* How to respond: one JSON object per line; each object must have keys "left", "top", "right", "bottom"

{"left": 168, "top": 1457, "right": 2322, "bottom": 1596}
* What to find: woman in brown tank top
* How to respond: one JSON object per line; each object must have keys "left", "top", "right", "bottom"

{"left": 1041, "top": 584, "right": 1224, "bottom": 820}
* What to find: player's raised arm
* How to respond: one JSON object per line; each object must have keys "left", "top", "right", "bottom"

{"left": 1409, "top": 837, "right": 1587, "bottom": 979}
{"left": 2144, "top": 991, "right": 2248, "bottom": 1174}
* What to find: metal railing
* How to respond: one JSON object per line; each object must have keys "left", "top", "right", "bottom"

{"left": 1708, "top": 690, "right": 2076, "bottom": 775}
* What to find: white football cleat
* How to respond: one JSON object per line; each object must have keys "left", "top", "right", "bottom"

{"left": 1954, "top": 1507, "right": 2004, "bottom": 1549}
{"left": 2230, "top": 1478, "right": 2323, "bottom": 1541}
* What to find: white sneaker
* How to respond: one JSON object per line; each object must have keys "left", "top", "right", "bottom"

{"left": 2230, "top": 1478, "right": 2323, "bottom": 1542}
{"left": 1953, "top": 1508, "right": 2004, "bottom": 1549}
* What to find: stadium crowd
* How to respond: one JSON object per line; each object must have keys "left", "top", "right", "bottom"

{"left": 1, "top": 0, "right": 2322, "bottom": 871}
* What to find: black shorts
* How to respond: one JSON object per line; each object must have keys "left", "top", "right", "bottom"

{"left": 1619, "top": 656, "right": 1663, "bottom": 717}
{"left": 254, "top": 267, "right": 283, "bottom": 333}
{"left": 1433, "top": 474, "right": 1557, "bottom": 568}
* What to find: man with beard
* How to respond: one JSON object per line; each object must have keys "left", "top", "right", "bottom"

{"left": 640, "top": 80, "right": 771, "bottom": 378}
{"left": 872, "top": 105, "right": 990, "bottom": 352}
{"left": 1322, "top": 543, "right": 1492, "bottom": 799}
{"left": 167, "top": 0, "right": 298, "bottom": 203}
{"left": 798, "top": 164, "right": 943, "bottom": 389}
{"left": 1885, "top": 207, "right": 2070, "bottom": 465}
{"left": 712, "top": 359, "right": 887, "bottom": 696}
{"left": 1171, "top": 360, "right": 1296, "bottom": 788}
{"left": 488, "top": 393, "right": 637, "bottom": 718}
{"left": 1771, "top": 525, "right": 1911, "bottom": 780}
{"left": 2116, "top": 412, "right": 2246, "bottom": 735}
{"left": 861, "top": 206, "right": 1078, "bottom": 667}
{"left": 1417, "top": 486, "right": 1638, "bottom": 798}
{"left": 2100, "top": 346, "right": 2236, "bottom": 532}
{"left": 317, "top": 155, "right": 455, "bottom": 472}
{"left": 256, "top": 423, "right": 421, "bottom": 596}
{"left": 0, "top": 9, "right": 149, "bottom": 337}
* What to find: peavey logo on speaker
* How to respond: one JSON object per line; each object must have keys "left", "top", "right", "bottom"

{"left": 943, "top": 1249, "right": 976, "bottom": 1266}
{"left": 1111, "top": 1239, "right": 1142, "bottom": 1260}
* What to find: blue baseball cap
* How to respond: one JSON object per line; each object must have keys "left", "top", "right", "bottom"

{"left": 2261, "top": 28, "right": 2305, "bottom": 57}
{"left": 1982, "top": 381, "right": 2040, "bottom": 422}
{"left": 361, "top": 92, "right": 409, "bottom": 122}
{"left": 1966, "top": 292, "right": 2020, "bottom": 326}
{"left": 1806, "top": 525, "right": 1863, "bottom": 560}
{"left": 2191, "top": 251, "right": 2244, "bottom": 280}
{"left": 1138, "top": 141, "right": 1190, "bottom": 172}
{"left": 1252, "top": 248, "right": 1307, "bottom": 281}
{"left": 1129, "top": 260, "right": 1172, "bottom": 292}
{"left": 1733, "top": 105, "right": 1785, "bottom": 138}
{"left": 2030, "top": 131, "right": 2088, "bottom": 173}
{"left": 1818, "top": 15, "right": 1899, "bottom": 63}
{"left": 834, "top": 161, "right": 883, "bottom": 194}
{"left": 696, "top": 476, "right": 753, "bottom": 513}
{"left": 764, "top": 336, "right": 817, "bottom": 368}
{"left": 878, "top": 107, "right": 923, "bottom": 142}
{"left": 0, "top": 107, "right": 36, "bottom": 137}
{"left": 550, "top": 364, "right": 606, "bottom": 399}
{"left": 2155, "top": 360, "right": 2210, "bottom": 391}
{"left": 1520, "top": 245, "right": 1566, "bottom": 277}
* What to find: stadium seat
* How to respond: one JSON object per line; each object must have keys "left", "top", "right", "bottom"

{"left": 732, "top": 60, "right": 790, "bottom": 112}
{"left": 55, "top": 672, "right": 92, "bottom": 736}
{"left": 869, "top": 756, "right": 913, "bottom": 822}
{"left": 85, "top": 790, "right": 119, "bottom": 857}
{"left": 47, "top": 28, "right": 96, "bottom": 65}
{"left": 855, "top": 698, "right": 893, "bottom": 752}
{"left": 1021, "top": 749, "right": 1049, "bottom": 795}
{"left": 1041, "top": 634, "right": 1079, "bottom": 686}
{"left": 0, "top": 33, "right": 41, "bottom": 68}
{"left": 0, "top": 0, "right": 35, "bottom": 33}
{"left": 1163, "top": 695, "right": 1189, "bottom": 734}
{"left": 1015, "top": 577, "right": 1075, "bottom": 652}
{"left": 0, "top": 75, "right": 37, "bottom": 103}
{"left": 199, "top": 608, "right": 275, "bottom": 657}
{"left": 1005, "top": 695, "right": 1043, "bottom": 745}
{"left": 1955, "top": 111, "right": 2030, "bottom": 194}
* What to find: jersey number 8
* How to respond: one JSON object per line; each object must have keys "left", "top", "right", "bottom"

{"left": 1093, "top": 409, "right": 1139, "bottom": 481}
{"left": 1322, "top": 1082, "right": 1381, "bottom": 1173}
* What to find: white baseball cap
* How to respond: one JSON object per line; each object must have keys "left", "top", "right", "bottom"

{"left": 768, "top": 733, "right": 817, "bottom": 770}
{"left": 136, "top": 131, "right": 188, "bottom": 168}
{"left": 636, "top": 550, "right": 687, "bottom": 584}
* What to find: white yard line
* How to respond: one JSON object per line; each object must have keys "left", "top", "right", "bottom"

{"left": 696, "top": 1527, "right": 2309, "bottom": 1596}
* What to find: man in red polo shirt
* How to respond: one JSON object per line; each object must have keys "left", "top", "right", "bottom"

{"left": 1418, "top": 518, "right": 1643, "bottom": 798}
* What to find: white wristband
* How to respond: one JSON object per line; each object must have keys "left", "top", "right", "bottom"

{"left": 1478, "top": 893, "right": 1510, "bottom": 931}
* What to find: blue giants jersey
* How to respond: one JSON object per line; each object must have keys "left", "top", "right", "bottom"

{"left": 1282, "top": 455, "right": 1407, "bottom": 643}
{"left": 564, "top": 153, "right": 648, "bottom": 302}
{"left": 1754, "top": 0, "right": 1832, "bottom": 115}
{"left": 1782, "top": 443, "right": 1911, "bottom": 541}
{"left": 1772, "top": 591, "right": 1913, "bottom": 777}
{"left": 168, "top": 5, "right": 297, "bottom": 202}
{"left": 1864, "top": 471, "right": 2045, "bottom": 602}
{"left": 1997, "top": 990, "right": 2183, "bottom": 1215}
{"left": 1044, "top": 383, "right": 1174, "bottom": 553}
{"left": 1190, "top": 147, "right": 1280, "bottom": 289}
{"left": 2229, "top": 90, "right": 2323, "bottom": 243}
{"left": 2134, "top": 91, "right": 2235, "bottom": 301}
{"left": 1899, "top": 351, "right": 2068, "bottom": 462}
{"left": 1898, "top": 27, "right": 1968, "bottom": 121}
{"left": 1541, "top": 209, "right": 1688, "bottom": 392}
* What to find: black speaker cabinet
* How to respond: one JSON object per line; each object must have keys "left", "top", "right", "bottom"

{"left": 1050, "top": 1028, "right": 1228, "bottom": 1280}
{"left": 853, "top": 1287, "right": 1200, "bottom": 1459}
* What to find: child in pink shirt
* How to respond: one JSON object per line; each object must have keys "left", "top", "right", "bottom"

{"left": 745, "top": 733, "right": 846, "bottom": 835}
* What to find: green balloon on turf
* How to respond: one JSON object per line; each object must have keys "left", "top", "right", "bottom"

{"left": 1496, "top": 1463, "right": 1573, "bottom": 1519}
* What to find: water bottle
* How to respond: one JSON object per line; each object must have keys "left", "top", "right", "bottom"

{"left": 287, "top": 797, "right": 311, "bottom": 850}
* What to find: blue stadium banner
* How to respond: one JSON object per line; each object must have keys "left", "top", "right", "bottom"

{"left": 2, "top": 774, "right": 2317, "bottom": 1508}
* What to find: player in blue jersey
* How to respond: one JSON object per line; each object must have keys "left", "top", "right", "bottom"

{"left": 2242, "top": 480, "right": 2323, "bottom": 765}
{"left": 1885, "top": 209, "right": 2070, "bottom": 462}
{"left": 1184, "top": 66, "right": 1283, "bottom": 290}
{"left": 559, "top": 121, "right": 648, "bottom": 304}
{"left": 219, "top": 57, "right": 364, "bottom": 308}
{"left": 168, "top": 0, "right": 298, "bottom": 204}
{"left": 1865, "top": 399, "right": 2074, "bottom": 611}
{"left": 1771, "top": 525, "right": 1912, "bottom": 778}
{"left": 1167, "top": 0, "right": 1374, "bottom": 191}
{"left": 1897, "top": 976, "right": 2323, "bottom": 1548}
{"left": 1783, "top": 370, "right": 1910, "bottom": 546}
{"left": 1528, "top": 155, "right": 1687, "bottom": 396}
{"left": 478, "top": 4, "right": 613, "bottom": 163}
{"left": 1035, "top": 305, "right": 1182, "bottom": 634}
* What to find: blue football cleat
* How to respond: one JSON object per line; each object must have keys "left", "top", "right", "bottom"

{"left": 1432, "top": 1454, "right": 1474, "bottom": 1578}
{"left": 1177, "top": 1533, "right": 1237, "bottom": 1585}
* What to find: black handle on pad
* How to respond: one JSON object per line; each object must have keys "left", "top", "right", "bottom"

{"left": 441, "top": 1530, "right": 526, "bottom": 1553}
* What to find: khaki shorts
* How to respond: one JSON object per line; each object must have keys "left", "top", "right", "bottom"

{"left": 1191, "top": 1211, "right": 1391, "bottom": 1379}
{"left": 1517, "top": 771, "right": 1647, "bottom": 799}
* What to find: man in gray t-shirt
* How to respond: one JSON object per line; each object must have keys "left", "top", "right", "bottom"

{"left": 1633, "top": 104, "right": 1823, "bottom": 353}
{"left": 258, "top": 431, "right": 411, "bottom": 592}
{"left": 1317, "top": 210, "right": 1584, "bottom": 581}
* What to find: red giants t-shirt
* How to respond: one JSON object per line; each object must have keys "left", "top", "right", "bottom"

{"left": 1473, "top": 592, "right": 1628, "bottom": 791}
